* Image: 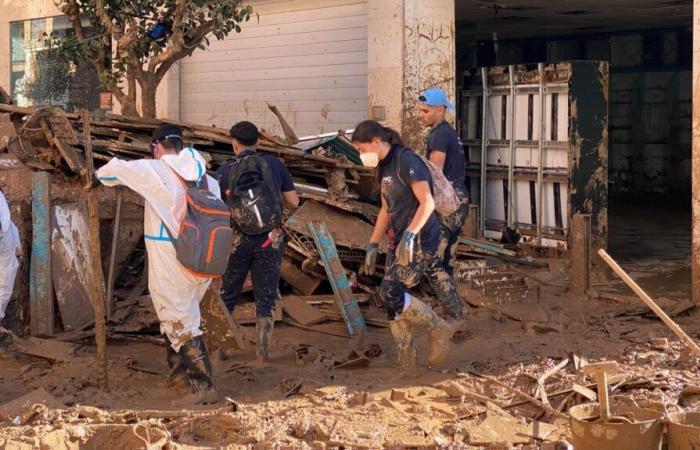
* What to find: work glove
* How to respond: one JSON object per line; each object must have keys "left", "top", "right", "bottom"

{"left": 361, "top": 243, "right": 379, "bottom": 276}
{"left": 395, "top": 231, "right": 416, "bottom": 266}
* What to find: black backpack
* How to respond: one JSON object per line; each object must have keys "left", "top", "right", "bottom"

{"left": 227, "top": 153, "right": 282, "bottom": 235}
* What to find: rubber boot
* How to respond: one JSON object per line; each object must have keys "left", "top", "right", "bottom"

{"left": 401, "top": 296, "right": 454, "bottom": 366}
{"left": 180, "top": 336, "right": 219, "bottom": 404}
{"left": 256, "top": 317, "right": 274, "bottom": 363}
{"left": 389, "top": 317, "right": 417, "bottom": 371}
{"left": 164, "top": 336, "right": 189, "bottom": 392}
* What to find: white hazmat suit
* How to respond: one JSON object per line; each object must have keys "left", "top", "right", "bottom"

{"left": 0, "top": 189, "right": 20, "bottom": 323}
{"left": 96, "top": 148, "right": 220, "bottom": 351}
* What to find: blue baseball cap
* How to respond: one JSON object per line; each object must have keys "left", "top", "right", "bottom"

{"left": 419, "top": 87, "right": 454, "bottom": 110}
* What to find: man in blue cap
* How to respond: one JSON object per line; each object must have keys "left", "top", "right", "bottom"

{"left": 418, "top": 87, "right": 469, "bottom": 276}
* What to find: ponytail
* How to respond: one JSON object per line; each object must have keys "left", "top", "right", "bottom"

{"left": 351, "top": 120, "right": 404, "bottom": 147}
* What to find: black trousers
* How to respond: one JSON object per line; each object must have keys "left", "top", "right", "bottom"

{"left": 437, "top": 194, "right": 469, "bottom": 276}
{"left": 220, "top": 231, "right": 285, "bottom": 317}
{"left": 379, "top": 247, "right": 462, "bottom": 321}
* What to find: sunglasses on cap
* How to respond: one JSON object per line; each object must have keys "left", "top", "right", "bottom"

{"left": 150, "top": 134, "right": 183, "bottom": 151}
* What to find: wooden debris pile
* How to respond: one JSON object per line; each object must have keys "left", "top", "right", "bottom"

{"left": 0, "top": 102, "right": 548, "bottom": 340}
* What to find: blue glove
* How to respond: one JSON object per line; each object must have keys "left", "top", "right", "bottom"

{"left": 361, "top": 243, "right": 379, "bottom": 276}
{"left": 396, "top": 231, "right": 416, "bottom": 266}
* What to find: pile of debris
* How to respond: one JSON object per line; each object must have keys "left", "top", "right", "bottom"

{"left": 0, "top": 101, "right": 542, "bottom": 340}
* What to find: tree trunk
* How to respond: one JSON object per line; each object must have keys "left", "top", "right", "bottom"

{"left": 113, "top": 73, "right": 138, "bottom": 117}
{"left": 140, "top": 77, "right": 158, "bottom": 119}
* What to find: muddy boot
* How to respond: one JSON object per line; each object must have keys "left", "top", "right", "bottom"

{"left": 401, "top": 297, "right": 454, "bottom": 366}
{"left": 180, "top": 336, "right": 219, "bottom": 404}
{"left": 389, "top": 317, "right": 417, "bottom": 371}
{"left": 256, "top": 316, "right": 274, "bottom": 363}
{"left": 164, "top": 336, "right": 189, "bottom": 392}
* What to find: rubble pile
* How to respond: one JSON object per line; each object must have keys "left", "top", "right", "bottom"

{"left": 0, "top": 102, "right": 533, "bottom": 337}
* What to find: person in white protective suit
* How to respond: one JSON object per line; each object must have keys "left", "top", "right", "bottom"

{"left": 0, "top": 187, "right": 21, "bottom": 335}
{"left": 94, "top": 124, "right": 219, "bottom": 404}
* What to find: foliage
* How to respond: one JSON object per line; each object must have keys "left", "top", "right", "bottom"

{"left": 55, "top": 0, "right": 253, "bottom": 117}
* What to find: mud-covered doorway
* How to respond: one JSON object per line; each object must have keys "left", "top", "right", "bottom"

{"left": 454, "top": 1, "right": 692, "bottom": 299}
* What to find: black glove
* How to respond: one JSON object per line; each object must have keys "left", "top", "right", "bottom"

{"left": 396, "top": 231, "right": 416, "bottom": 266}
{"left": 361, "top": 243, "right": 379, "bottom": 276}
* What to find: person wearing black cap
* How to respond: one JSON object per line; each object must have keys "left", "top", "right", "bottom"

{"left": 418, "top": 87, "right": 469, "bottom": 277}
{"left": 95, "top": 123, "right": 221, "bottom": 404}
{"left": 216, "top": 121, "right": 299, "bottom": 363}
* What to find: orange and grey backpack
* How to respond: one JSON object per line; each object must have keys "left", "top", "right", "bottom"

{"left": 167, "top": 173, "right": 233, "bottom": 278}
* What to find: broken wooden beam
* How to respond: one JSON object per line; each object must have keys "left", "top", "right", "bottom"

{"left": 308, "top": 221, "right": 366, "bottom": 338}
{"left": 570, "top": 214, "right": 592, "bottom": 295}
{"left": 83, "top": 109, "right": 108, "bottom": 390}
{"left": 599, "top": 249, "right": 700, "bottom": 359}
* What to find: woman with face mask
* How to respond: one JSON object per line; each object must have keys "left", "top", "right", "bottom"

{"left": 352, "top": 120, "right": 463, "bottom": 372}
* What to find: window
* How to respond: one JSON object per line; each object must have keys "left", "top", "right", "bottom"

{"left": 10, "top": 16, "right": 101, "bottom": 111}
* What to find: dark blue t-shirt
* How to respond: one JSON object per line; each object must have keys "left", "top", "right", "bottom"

{"left": 426, "top": 121, "right": 466, "bottom": 195}
{"left": 216, "top": 150, "right": 295, "bottom": 205}
{"left": 380, "top": 146, "right": 440, "bottom": 253}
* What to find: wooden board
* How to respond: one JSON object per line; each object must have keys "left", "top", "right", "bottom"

{"left": 200, "top": 282, "right": 244, "bottom": 352}
{"left": 29, "top": 171, "right": 53, "bottom": 336}
{"left": 280, "top": 296, "right": 328, "bottom": 326}
{"left": 308, "top": 221, "right": 366, "bottom": 337}
{"left": 281, "top": 257, "right": 322, "bottom": 295}
{"left": 11, "top": 337, "right": 76, "bottom": 363}
{"left": 51, "top": 204, "right": 98, "bottom": 331}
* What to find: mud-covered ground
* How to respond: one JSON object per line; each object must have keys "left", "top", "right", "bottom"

{"left": 1, "top": 200, "right": 697, "bottom": 449}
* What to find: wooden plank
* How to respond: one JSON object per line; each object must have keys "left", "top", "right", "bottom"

{"left": 570, "top": 214, "right": 592, "bottom": 295}
{"left": 11, "top": 337, "right": 76, "bottom": 363}
{"left": 29, "top": 171, "right": 53, "bottom": 336}
{"left": 51, "top": 204, "right": 97, "bottom": 332}
{"left": 200, "top": 281, "right": 244, "bottom": 352}
{"left": 82, "top": 109, "right": 108, "bottom": 390}
{"left": 459, "top": 237, "right": 516, "bottom": 257}
{"left": 281, "top": 257, "right": 322, "bottom": 295}
{"left": 307, "top": 221, "right": 366, "bottom": 337}
{"left": 280, "top": 296, "right": 328, "bottom": 326}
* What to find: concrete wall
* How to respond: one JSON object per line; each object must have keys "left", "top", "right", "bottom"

{"left": 368, "top": 0, "right": 456, "bottom": 152}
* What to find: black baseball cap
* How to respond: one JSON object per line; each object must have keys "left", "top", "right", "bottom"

{"left": 229, "top": 121, "right": 259, "bottom": 146}
{"left": 151, "top": 123, "right": 183, "bottom": 147}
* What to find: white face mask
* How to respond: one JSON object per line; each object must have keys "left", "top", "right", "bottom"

{"left": 360, "top": 152, "right": 379, "bottom": 168}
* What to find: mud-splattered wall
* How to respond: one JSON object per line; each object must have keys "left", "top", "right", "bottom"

{"left": 367, "top": 0, "right": 456, "bottom": 152}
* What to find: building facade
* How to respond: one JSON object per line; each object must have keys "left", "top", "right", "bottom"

{"left": 0, "top": 0, "right": 456, "bottom": 148}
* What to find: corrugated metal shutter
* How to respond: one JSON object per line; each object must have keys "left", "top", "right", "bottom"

{"left": 179, "top": 0, "right": 368, "bottom": 137}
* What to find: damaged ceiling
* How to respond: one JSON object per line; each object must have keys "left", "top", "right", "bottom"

{"left": 456, "top": 0, "right": 692, "bottom": 41}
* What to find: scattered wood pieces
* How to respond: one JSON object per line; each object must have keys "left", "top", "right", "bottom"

{"left": 470, "top": 372, "right": 570, "bottom": 420}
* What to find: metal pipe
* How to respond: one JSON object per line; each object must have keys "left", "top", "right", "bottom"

{"left": 507, "top": 65, "right": 516, "bottom": 228}
{"left": 537, "top": 62, "right": 545, "bottom": 245}
{"left": 480, "top": 67, "right": 489, "bottom": 236}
